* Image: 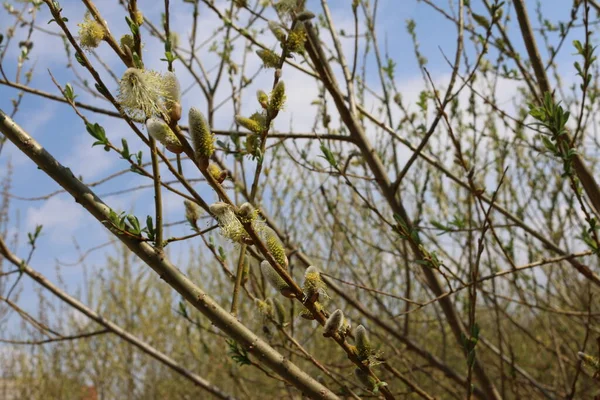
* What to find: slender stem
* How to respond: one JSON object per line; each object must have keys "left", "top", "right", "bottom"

{"left": 230, "top": 244, "right": 247, "bottom": 316}
{"left": 149, "top": 137, "right": 163, "bottom": 248}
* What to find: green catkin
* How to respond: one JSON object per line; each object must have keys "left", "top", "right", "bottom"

{"left": 119, "top": 34, "right": 135, "bottom": 53}
{"left": 287, "top": 23, "right": 307, "bottom": 54}
{"left": 256, "top": 49, "right": 280, "bottom": 68}
{"left": 245, "top": 134, "right": 259, "bottom": 155}
{"left": 355, "top": 325, "right": 371, "bottom": 361}
{"left": 256, "top": 298, "right": 274, "bottom": 320}
{"left": 207, "top": 163, "right": 226, "bottom": 183}
{"left": 300, "top": 301, "right": 323, "bottom": 320}
{"left": 323, "top": 309, "right": 344, "bottom": 337}
{"left": 262, "top": 227, "right": 288, "bottom": 268}
{"left": 188, "top": 107, "right": 215, "bottom": 165}
{"left": 184, "top": 200, "right": 201, "bottom": 230}
{"left": 78, "top": 13, "right": 105, "bottom": 50}
{"left": 354, "top": 368, "right": 376, "bottom": 391}
{"left": 236, "top": 115, "right": 263, "bottom": 134}
{"left": 272, "top": 298, "right": 286, "bottom": 325}
{"left": 146, "top": 118, "right": 183, "bottom": 153}
{"left": 268, "top": 81, "right": 286, "bottom": 116}
{"left": 260, "top": 260, "right": 291, "bottom": 294}
{"left": 303, "top": 266, "right": 327, "bottom": 301}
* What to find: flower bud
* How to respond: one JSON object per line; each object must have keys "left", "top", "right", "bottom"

{"left": 184, "top": 200, "right": 201, "bottom": 229}
{"left": 323, "top": 309, "right": 344, "bottom": 337}
{"left": 146, "top": 118, "right": 183, "bottom": 153}
{"left": 354, "top": 368, "right": 376, "bottom": 391}
{"left": 189, "top": 107, "right": 215, "bottom": 167}
{"left": 260, "top": 260, "right": 293, "bottom": 296}
{"left": 355, "top": 325, "right": 371, "bottom": 361}
{"left": 268, "top": 21, "right": 287, "bottom": 43}
{"left": 207, "top": 163, "right": 227, "bottom": 183}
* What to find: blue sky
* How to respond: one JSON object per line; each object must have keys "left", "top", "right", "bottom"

{"left": 0, "top": 0, "right": 583, "bottom": 334}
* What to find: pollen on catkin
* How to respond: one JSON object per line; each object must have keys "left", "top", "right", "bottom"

{"left": 260, "top": 260, "right": 291, "bottom": 293}
{"left": 207, "top": 163, "right": 226, "bottom": 184}
{"left": 261, "top": 227, "right": 288, "bottom": 268}
{"left": 210, "top": 202, "right": 250, "bottom": 244}
{"left": 303, "top": 266, "right": 328, "bottom": 302}
{"left": 189, "top": 107, "right": 215, "bottom": 164}
{"left": 268, "top": 81, "right": 286, "bottom": 115}
{"left": 78, "top": 13, "right": 105, "bottom": 51}
{"left": 146, "top": 118, "right": 183, "bottom": 153}
{"left": 134, "top": 10, "right": 144, "bottom": 26}
{"left": 256, "top": 49, "right": 280, "bottom": 68}
{"left": 245, "top": 134, "right": 259, "bottom": 155}
{"left": 184, "top": 200, "right": 201, "bottom": 230}
{"left": 323, "top": 309, "right": 344, "bottom": 337}
{"left": 299, "top": 301, "right": 323, "bottom": 320}
{"left": 256, "top": 298, "right": 274, "bottom": 320}
{"left": 287, "top": 23, "right": 307, "bottom": 54}
{"left": 118, "top": 68, "right": 170, "bottom": 122}
{"left": 236, "top": 115, "right": 263, "bottom": 135}
{"left": 119, "top": 34, "right": 135, "bottom": 53}
{"left": 355, "top": 325, "right": 371, "bottom": 361}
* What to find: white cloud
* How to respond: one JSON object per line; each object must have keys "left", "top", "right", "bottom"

{"left": 26, "top": 195, "right": 85, "bottom": 244}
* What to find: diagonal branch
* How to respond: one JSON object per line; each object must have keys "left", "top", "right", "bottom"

{"left": 0, "top": 109, "right": 339, "bottom": 400}
{"left": 0, "top": 238, "right": 234, "bottom": 400}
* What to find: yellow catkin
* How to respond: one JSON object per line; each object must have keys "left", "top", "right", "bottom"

{"left": 268, "top": 81, "right": 286, "bottom": 115}
{"left": 262, "top": 227, "right": 288, "bottom": 268}
{"left": 256, "top": 49, "right": 280, "bottom": 68}
{"left": 78, "top": 13, "right": 105, "bottom": 50}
